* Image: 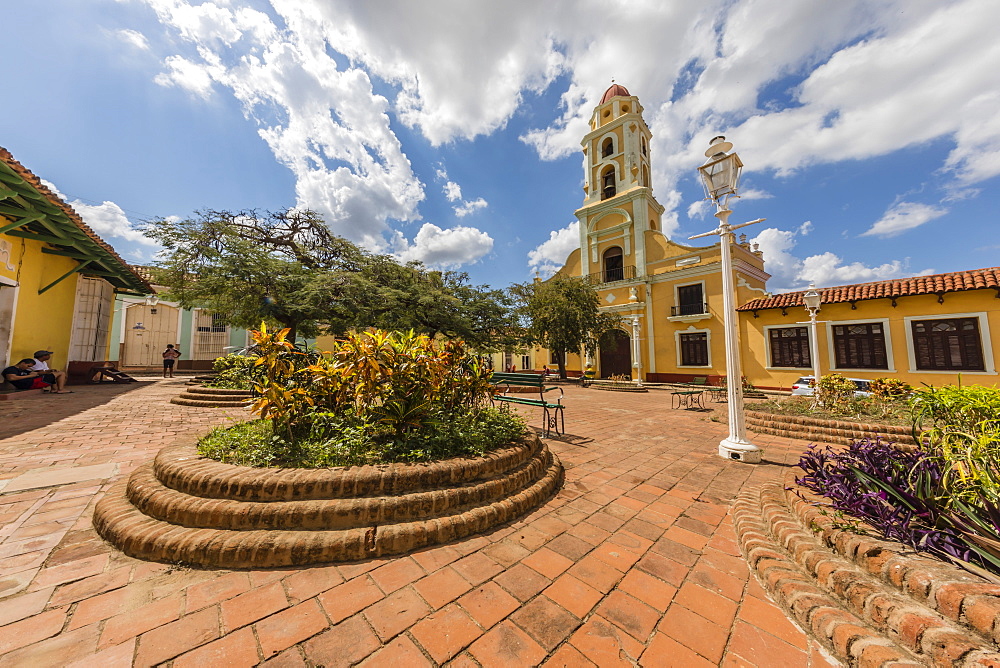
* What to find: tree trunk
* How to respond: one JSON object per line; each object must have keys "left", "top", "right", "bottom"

{"left": 556, "top": 350, "right": 567, "bottom": 379}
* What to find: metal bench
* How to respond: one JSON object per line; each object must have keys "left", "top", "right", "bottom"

{"left": 671, "top": 390, "right": 705, "bottom": 410}
{"left": 489, "top": 372, "right": 565, "bottom": 437}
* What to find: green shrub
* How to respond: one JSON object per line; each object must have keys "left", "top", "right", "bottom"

{"left": 816, "top": 373, "right": 856, "bottom": 410}
{"left": 199, "top": 324, "right": 520, "bottom": 468}
{"left": 910, "top": 384, "right": 1000, "bottom": 507}
{"left": 869, "top": 377, "right": 912, "bottom": 401}
{"left": 207, "top": 354, "right": 258, "bottom": 390}
{"left": 196, "top": 407, "right": 524, "bottom": 468}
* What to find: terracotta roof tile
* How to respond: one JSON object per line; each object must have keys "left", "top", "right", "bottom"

{"left": 0, "top": 146, "right": 152, "bottom": 293}
{"left": 737, "top": 267, "right": 1000, "bottom": 311}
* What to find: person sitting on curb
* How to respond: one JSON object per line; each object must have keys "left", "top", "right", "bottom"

{"left": 31, "top": 350, "right": 71, "bottom": 392}
{"left": 3, "top": 358, "right": 70, "bottom": 393}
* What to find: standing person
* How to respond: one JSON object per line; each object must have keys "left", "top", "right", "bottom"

{"left": 162, "top": 344, "right": 181, "bottom": 378}
{"left": 30, "top": 350, "right": 70, "bottom": 392}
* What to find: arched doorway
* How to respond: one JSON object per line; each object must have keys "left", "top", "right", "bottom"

{"left": 599, "top": 329, "right": 631, "bottom": 378}
{"left": 603, "top": 246, "right": 624, "bottom": 283}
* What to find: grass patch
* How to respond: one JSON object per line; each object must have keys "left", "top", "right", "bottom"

{"left": 198, "top": 406, "right": 526, "bottom": 468}
{"left": 750, "top": 396, "right": 912, "bottom": 427}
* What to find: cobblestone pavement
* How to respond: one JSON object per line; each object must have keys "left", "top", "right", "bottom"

{"left": 0, "top": 379, "right": 840, "bottom": 667}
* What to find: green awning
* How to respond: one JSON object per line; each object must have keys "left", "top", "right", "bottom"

{"left": 0, "top": 148, "right": 152, "bottom": 296}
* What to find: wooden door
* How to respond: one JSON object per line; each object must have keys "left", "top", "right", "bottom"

{"left": 123, "top": 304, "right": 179, "bottom": 366}
{"left": 599, "top": 329, "right": 632, "bottom": 378}
{"left": 69, "top": 277, "right": 114, "bottom": 361}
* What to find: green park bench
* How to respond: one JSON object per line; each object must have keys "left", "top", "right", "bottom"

{"left": 489, "top": 372, "right": 565, "bottom": 437}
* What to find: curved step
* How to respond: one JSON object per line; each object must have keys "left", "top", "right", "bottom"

{"left": 93, "top": 454, "right": 563, "bottom": 568}
{"left": 170, "top": 396, "right": 251, "bottom": 408}
{"left": 734, "top": 482, "right": 1000, "bottom": 666}
{"left": 126, "top": 447, "right": 552, "bottom": 530}
{"left": 186, "top": 387, "right": 254, "bottom": 396}
{"left": 153, "top": 437, "right": 542, "bottom": 502}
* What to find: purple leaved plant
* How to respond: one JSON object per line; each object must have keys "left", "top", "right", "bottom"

{"left": 794, "top": 438, "right": 990, "bottom": 570}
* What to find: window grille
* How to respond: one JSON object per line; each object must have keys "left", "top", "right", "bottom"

{"left": 833, "top": 323, "right": 888, "bottom": 369}
{"left": 769, "top": 327, "right": 811, "bottom": 368}
{"left": 680, "top": 332, "right": 709, "bottom": 366}
{"left": 912, "top": 318, "right": 985, "bottom": 371}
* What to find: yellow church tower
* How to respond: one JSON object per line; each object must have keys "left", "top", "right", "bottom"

{"left": 558, "top": 82, "right": 770, "bottom": 382}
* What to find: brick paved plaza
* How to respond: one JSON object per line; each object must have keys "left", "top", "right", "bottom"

{"left": 0, "top": 379, "right": 839, "bottom": 666}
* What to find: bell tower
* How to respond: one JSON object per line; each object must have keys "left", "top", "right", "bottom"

{"left": 576, "top": 82, "right": 663, "bottom": 280}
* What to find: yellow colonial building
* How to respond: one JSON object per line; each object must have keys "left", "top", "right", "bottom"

{"left": 0, "top": 147, "right": 150, "bottom": 378}
{"left": 737, "top": 268, "right": 1000, "bottom": 390}
{"left": 527, "top": 83, "right": 769, "bottom": 382}
{"left": 519, "top": 84, "right": 1000, "bottom": 391}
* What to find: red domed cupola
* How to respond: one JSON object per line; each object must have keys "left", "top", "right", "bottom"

{"left": 600, "top": 82, "right": 630, "bottom": 104}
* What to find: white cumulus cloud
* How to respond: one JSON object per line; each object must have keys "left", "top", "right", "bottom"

{"left": 117, "top": 29, "right": 150, "bottom": 50}
{"left": 40, "top": 179, "right": 157, "bottom": 247}
{"left": 750, "top": 225, "right": 929, "bottom": 292}
{"left": 435, "top": 168, "right": 488, "bottom": 217}
{"left": 528, "top": 221, "right": 580, "bottom": 278}
{"left": 861, "top": 201, "right": 948, "bottom": 238}
{"left": 395, "top": 223, "right": 494, "bottom": 268}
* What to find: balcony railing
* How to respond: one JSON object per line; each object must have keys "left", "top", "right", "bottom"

{"left": 586, "top": 265, "right": 636, "bottom": 285}
{"left": 671, "top": 302, "right": 709, "bottom": 316}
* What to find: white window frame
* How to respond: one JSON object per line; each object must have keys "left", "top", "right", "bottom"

{"left": 673, "top": 280, "right": 707, "bottom": 316}
{"left": 903, "top": 311, "right": 996, "bottom": 375}
{"left": 598, "top": 132, "right": 618, "bottom": 159}
{"left": 825, "top": 317, "right": 895, "bottom": 373}
{"left": 763, "top": 324, "right": 813, "bottom": 370}
{"left": 675, "top": 326, "right": 712, "bottom": 368}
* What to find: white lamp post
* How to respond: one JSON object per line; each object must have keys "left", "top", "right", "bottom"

{"left": 631, "top": 315, "right": 642, "bottom": 386}
{"left": 802, "top": 284, "right": 823, "bottom": 400}
{"left": 690, "top": 136, "right": 764, "bottom": 463}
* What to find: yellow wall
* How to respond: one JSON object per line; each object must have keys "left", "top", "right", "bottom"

{"left": 740, "top": 289, "right": 1000, "bottom": 390}
{"left": 1, "top": 231, "right": 80, "bottom": 367}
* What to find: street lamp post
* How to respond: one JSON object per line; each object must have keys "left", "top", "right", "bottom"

{"left": 802, "top": 284, "right": 823, "bottom": 400}
{"left": 631, "top": 315, "right": 642, "bottom": 386}
{"left": 690, "top": 136, "right": 763, "bottom": 463}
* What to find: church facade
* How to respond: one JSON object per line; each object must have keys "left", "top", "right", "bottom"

{"left": 547, "top": 83, "right": 769, "bottom": 383}
{"left": 511, "top": 83, "right": 1000, "bottom": 391}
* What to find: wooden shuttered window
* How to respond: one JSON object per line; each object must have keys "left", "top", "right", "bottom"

{"left": 768, "top": 327, "right": 811, "bottom": 368}
{"left": 833, "top": 323, "right": 888, "bottom": 369}
{"left": 680, "top": 332, "right": 709, "bottom": 366}
{"left": 676, "top": 284, "right": 705, "bottom": 316}
{"left": 912, "top": 318, "right": 985, "bottom": 371}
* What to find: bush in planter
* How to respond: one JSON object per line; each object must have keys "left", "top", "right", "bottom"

{"left": 799, "top": 383, "right": 1000, "bottom": 577}
{"left": 910, "top": 384, "right": 1000, "bottom": 509}
{"left": 206, "top": 354, "right": 259, "bottom": 390}
{"left": 199, "top": 324, "right": 524, "bottom": 467}
{"left": 795, "top": 438, "right": 1000, "bottom": 577}
{"left": 815, "top": 373, "right": 856, "bottom": 410}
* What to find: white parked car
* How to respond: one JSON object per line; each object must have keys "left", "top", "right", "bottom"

{"left": 790, "top": 376, "right": 872, "bottom": 397}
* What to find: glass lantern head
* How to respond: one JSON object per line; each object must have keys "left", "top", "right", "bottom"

{"left": 803, "top": 285, "right": 821, "bottom": 311}
{"left": 698, "top": 148, "right": 743, "bottom": 203}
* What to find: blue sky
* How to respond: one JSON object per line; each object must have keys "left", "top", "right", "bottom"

{"left": 3, "top": 0, "right": 999, "bottom": 293}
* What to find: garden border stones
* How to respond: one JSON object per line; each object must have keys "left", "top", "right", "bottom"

{"left": 746, "top": 410, "right": 916, "bottom": 448}
{"left": 734, "top": 481, "right": 1000, "bottom": 666}
{"left": 94, "top": 432, "right": 563, "bottom": 568}
{"left": 170, "top": 386, "right": 253, "bottom": 408}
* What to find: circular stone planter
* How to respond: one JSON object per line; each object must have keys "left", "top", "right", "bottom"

{"left": 170, "top": 386, "right": 253, "bottom": 408}
{"left": 746, "top": 410, "right": 916, "bottom": 448}
{"left": 589, "top": 383, "right": 648, "bottom": 393}
{"left": 94, "top": 431, "right": 563, "bottom": 568}
{"left": 734, "top": 482, "right": 1000, "bottom": 665}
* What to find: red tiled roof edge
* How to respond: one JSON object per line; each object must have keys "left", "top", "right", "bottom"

{"left": 737, "top": 267, "right": 1000, "bottom": 311}
{"left": 0, "top": 146, "right": 153, "bottom": 293}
